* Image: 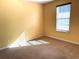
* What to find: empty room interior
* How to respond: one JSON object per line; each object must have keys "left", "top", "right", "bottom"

{"left": 0, "top": 0, "right": 79, "bottom": 59}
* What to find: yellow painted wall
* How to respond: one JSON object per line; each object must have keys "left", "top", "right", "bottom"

{"left": 0, "top": 0, "right": 79, "bottom": 48}
{"left": 44, "top": 0, "right": 79, "bottom": 44}
{"left": 0, "top": 0, "right": 43, "bottom": 47}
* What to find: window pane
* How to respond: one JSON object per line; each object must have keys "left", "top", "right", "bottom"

{"left": 56, "top": 4, "right": 71, "bottom": 32}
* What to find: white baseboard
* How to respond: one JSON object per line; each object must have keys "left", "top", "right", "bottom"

{"left": 46, "top": 35, "right": 79, "bottom": 45}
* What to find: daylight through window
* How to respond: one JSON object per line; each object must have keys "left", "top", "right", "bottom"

{"left": 56, "top": 3, "right": 71, "bottom": 32}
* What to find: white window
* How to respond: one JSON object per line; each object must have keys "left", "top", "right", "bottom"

{"left": 56, "top": 3, "right": 71, "bottom": 32}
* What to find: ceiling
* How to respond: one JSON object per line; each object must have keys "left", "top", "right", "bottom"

{"left": 25, "top": 0, "right": 54, "bottom": 4}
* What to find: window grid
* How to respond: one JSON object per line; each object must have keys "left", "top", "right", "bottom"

{"left": 56, "top": 4, "right": 71, "bottom": 32}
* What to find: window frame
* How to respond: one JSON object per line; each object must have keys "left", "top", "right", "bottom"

{"left": 56, "top": 2, "right": 71, "bottom": 32}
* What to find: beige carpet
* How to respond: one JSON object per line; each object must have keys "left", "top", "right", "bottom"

{"left": 0, "top": 36, "right": 79, "bottom": 59}
{"left": 0, "top": 44, "right": 66, "bottom": 59}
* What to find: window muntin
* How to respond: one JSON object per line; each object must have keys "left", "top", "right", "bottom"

{"left": 56, "top": 3, "right": 71, "bottom": 32}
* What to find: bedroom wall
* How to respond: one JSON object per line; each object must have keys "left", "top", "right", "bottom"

{"left": 44, "top": 0, "right": 79, "bottom": 44}
{"left": 0, "top": 0, "right": 43, "bottom": 48}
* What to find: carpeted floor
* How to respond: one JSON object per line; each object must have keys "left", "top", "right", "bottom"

{"left": 0, "top": 36, "right": 79, "bottom": 59}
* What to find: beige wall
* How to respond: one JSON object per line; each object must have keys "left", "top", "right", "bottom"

{"left": 0, "top": 0, "right": 43, "bottom": 47}
{"left": 0, "top": 0, "right": 79, "bottom": 48}
{"left": 44, "top": 0, "right": 79, "bottom": 44}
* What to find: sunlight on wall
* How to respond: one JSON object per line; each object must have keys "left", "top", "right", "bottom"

{"left": 8, "top": 32, "right": 49, "bottom": 48}
{"left": 8, "top": 32, "right": 29, "bottom": 48}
